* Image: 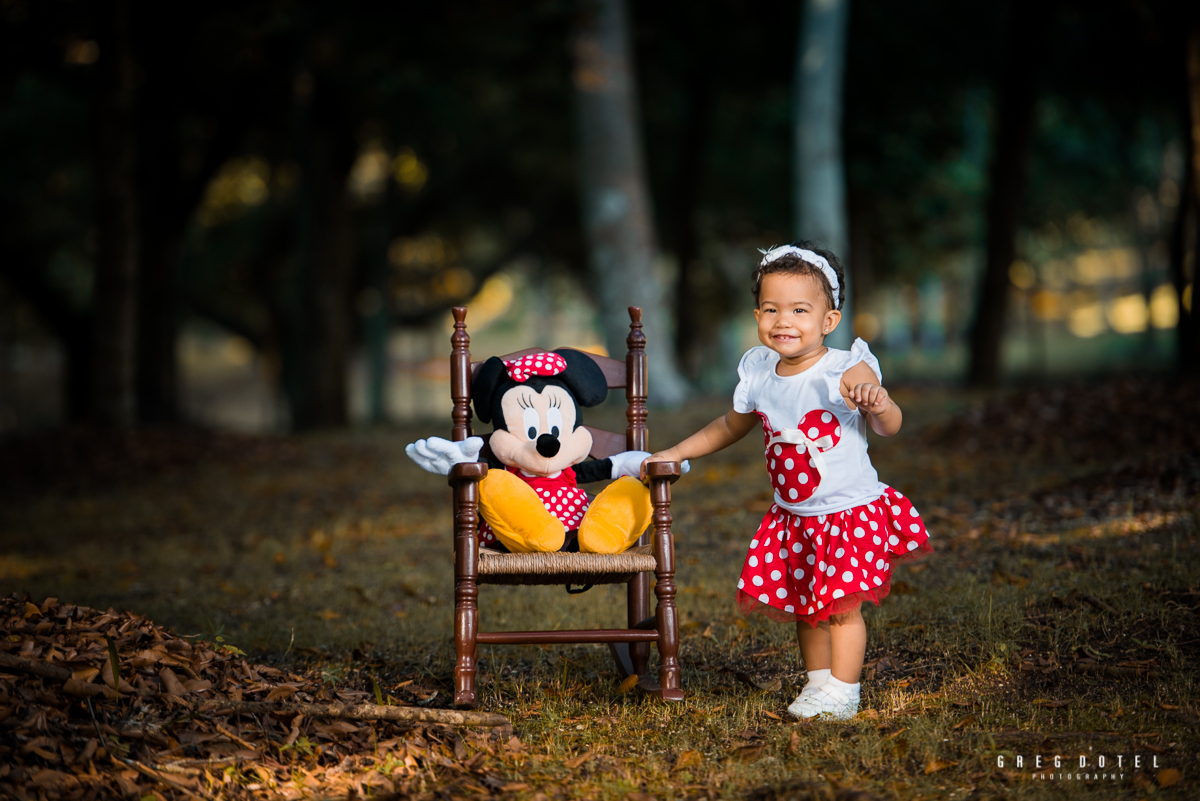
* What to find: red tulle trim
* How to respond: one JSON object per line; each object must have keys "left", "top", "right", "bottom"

{"left": 890, "top": 537, "right": 934, "bottom": 565}
{"left": 738, "top": 572, "right": 893, "bottom": 626}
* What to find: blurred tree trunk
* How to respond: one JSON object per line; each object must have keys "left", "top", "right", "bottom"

{"left": 574, "top": 0, "right": 688, "bottom": 404}
{"left": 793, "top": 0, "right": 851, "bottom": 348}
{"left": 133, "top": 29, "right": 183, "bottom": 425}
{"left": 280, "top": 60, "right": 356, "bottom": 430}
{"left": 90, "top": 0, "right": 139, "bottom": 427}
{"left": 671, "top": 42, "right": 713, "bottom": 377}
{"left": 968, "top": 0, "right": 1040, "bottom": 388}
{"left": 364, "top": 199, "right": 392, "bottom": 425}
{"left": 131, "top": 6, "right": 257, "bottom": 424}
{"left": 1175, "top": 24, "right": 1200, "bottom": 375}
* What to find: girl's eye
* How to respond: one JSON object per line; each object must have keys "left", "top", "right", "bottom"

{"left": 547, "top": 407, "right": 563, "bottom": 438}
{"left": 522, "top": 407, "right": 539, "bottom": 440}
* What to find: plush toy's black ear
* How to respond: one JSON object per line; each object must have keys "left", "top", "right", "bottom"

{"left": 555, "top": 348, "right": 609, "bottom": 408}
{"left": 472, "top": 357, "right": 508, "bottom": 424}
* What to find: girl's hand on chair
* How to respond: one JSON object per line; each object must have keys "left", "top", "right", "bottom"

{"left": 640, "top": 450, "right": 690, "bottom": 481}
{"left": 849, "top": 383, "right": 891, "bottom": 414}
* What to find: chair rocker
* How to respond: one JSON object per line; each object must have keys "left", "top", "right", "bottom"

{"left": 446, "top": 305, "right": 684, "bottom": 707}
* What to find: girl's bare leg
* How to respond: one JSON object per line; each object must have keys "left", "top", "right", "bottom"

{"left": 798, "top": 606, "right": 866, "bottom": 681}
{"left": 829, "top": 606, "right": 866, "bottom": 683}
{"left": 797, "top": 620, "right": 831, "bottom": 671}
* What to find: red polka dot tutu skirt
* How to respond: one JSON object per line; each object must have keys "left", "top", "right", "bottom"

{"left": 736, "top": 487, "right": 931, "bottom": 625}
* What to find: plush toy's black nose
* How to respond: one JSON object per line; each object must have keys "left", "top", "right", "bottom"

{"left": 535, "top": 434, "right": 560, "bottom": 458}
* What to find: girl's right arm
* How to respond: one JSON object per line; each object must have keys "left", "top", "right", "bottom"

{"left": 647, "top": 408, "right": 759, "bottom": 465}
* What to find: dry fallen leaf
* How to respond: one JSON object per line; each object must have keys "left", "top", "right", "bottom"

{"left": 674, "top": 749, "right": 702, "bottom": 771}
{"left": 1033, "top": 699, "right": 1069, "bottom": 709}
{"left": 1158, "top": 768, "right": 1181, "bottom": 788}
{"left": 159, "top": 667, "right": 188, "bottom": 696}
{"left": 264, "top": 684, "right": 299, "bottom": 702}
{"left": 924, "top": 759, "right": 959, "bottom": 774}
{"left": 732, "top": 742, "right": 765, "bottom": 762}
{"left": 735, "top": 671, "right": 782, "bottom": 692}
{"left": 564, "top": 750, "right": 595, "bottom": 769}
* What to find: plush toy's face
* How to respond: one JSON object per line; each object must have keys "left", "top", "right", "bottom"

{"left": 489, "top": 384, "right": 593, "bottom": 476}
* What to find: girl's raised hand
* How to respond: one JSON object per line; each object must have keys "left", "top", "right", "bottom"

{"left": 849, "top": 382, "right": 890, "bottom": 414}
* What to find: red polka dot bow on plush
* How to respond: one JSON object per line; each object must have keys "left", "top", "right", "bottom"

{"left": 503, "top": 352, "right": 568, "bottom": 383}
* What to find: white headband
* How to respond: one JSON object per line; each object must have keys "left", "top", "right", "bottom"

{"left": 757, "top": 245, "right": 840, "bottom": 310}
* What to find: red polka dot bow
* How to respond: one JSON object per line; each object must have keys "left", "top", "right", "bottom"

{"left": 503, "top": 352, "right": 568, "bottom": 383}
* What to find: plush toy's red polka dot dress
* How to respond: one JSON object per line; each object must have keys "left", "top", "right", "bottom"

{"left": 477, "top": 467, "right": 589, "bottom": 546}
{"left": 732, "top": 341, "right": 931, "bottom": 625}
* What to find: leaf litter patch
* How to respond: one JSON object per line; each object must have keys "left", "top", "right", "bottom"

{"left": 0, "top": 593, "right": 523, "bottom": 800}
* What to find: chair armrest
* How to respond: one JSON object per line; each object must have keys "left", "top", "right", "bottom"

{"left": 448, "top": 462, "right": 488, "bottom": 485}
{"left": 645, "top": 460, "right": 681, "bottom": 482}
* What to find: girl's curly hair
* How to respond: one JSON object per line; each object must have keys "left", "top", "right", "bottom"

{"left": 750, "top": 241, "right": 845, "bottom": 311}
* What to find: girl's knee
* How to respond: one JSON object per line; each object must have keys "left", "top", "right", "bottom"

{"left": 829, "top": 605, "right": 864, "bottom": 626}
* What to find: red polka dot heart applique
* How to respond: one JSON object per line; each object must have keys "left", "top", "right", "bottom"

{"left": 760, "top": 409, "right": 842, "bottom": 504}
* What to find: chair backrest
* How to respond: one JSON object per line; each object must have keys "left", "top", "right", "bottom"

{"left": 449, "top": 306, "right": 647, "bottom": 458}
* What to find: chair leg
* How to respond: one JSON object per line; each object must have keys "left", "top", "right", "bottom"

{"left": 627, "top": 570, "right": 650, "bottom": 677}
{"left": 649, "top": 476, "right": 684, "bottom": 701}
{"left": 450, "top": 465, "right": 486, "bottom": 708}
{"left": 454, "top": 575, "right": 478, "bottom": 707}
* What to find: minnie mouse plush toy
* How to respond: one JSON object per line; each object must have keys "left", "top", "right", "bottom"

{"left": 406, "top": 349, "right": 679, "bottom": 554}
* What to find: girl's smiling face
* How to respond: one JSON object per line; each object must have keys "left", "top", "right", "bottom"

{"left": 754, "top": 272, "right": 842, "bottom": 370}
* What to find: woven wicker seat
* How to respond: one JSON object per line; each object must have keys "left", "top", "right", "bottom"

{"left": 477, "top": 545, "right": 656, "bottom": 586}
{"left": 446, "top": 305, "right": 684, "bottom": 707}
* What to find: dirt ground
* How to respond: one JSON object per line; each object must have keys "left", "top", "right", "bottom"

{"left": 1, "top": 377, "right": 1198, "bottom": 799}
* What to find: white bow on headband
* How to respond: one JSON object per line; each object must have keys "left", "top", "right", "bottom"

{"left": 758, "top": 245, "right": 840, "bottom": 310}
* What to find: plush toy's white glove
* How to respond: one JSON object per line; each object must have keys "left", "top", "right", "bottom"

{"left": 609, "top": 451, "right": 651, "bottom": 480}
{"left": 405, "top": 436, "right": 484, "bottom": 476}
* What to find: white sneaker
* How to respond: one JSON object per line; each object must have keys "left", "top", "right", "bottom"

{"left": 787, "top": 677, "right": 859, "bottom": 720}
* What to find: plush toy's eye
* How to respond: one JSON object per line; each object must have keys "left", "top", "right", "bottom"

{"left": 547, "top": 408, "right": 562, "bottom": 438}
{"left": 522, "top": 407, "right": 539, "bottom": 440}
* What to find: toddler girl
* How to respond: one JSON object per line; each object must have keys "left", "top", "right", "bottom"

{"left": 647, "top": 243, "right": 931, "bottom": 719}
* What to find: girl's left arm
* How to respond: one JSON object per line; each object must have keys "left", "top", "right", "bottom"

{"left": 842, "top": 361, "right": 902, "bottom": 436}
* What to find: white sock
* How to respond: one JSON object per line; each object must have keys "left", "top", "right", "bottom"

{"left": 805, "top": 668, "right": 831, "bottom": 687}
{"left": 825, "top": 675, "right": 860, "bottom": 697}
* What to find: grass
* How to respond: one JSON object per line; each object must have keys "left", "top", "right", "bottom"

{"left": 1, "top": 386, "right": 1198, "bottom": 799}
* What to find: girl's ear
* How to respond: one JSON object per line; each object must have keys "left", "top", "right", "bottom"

{"left": 471, "top": 357, "right": 508, "bottom": 424}
{"left": 823, "top": 309, "right": 842, "bottom": 335}
{"left": 554, "top": 348, "right": 608, "bottom": 408}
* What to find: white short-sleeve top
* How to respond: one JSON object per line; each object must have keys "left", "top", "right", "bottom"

{"left": 732, "top": 338, "right": 888, "bottom": 515}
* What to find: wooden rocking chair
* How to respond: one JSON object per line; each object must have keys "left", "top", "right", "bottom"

{"left": 446, "top": 305, "right": 684, "bottom": 707}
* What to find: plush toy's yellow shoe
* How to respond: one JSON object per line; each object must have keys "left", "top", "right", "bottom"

{"left": 478, "top": 470, "right": 565, "bottom": 553}
{"left": 577, "top": 477, "right": 653, "bottom": 554}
